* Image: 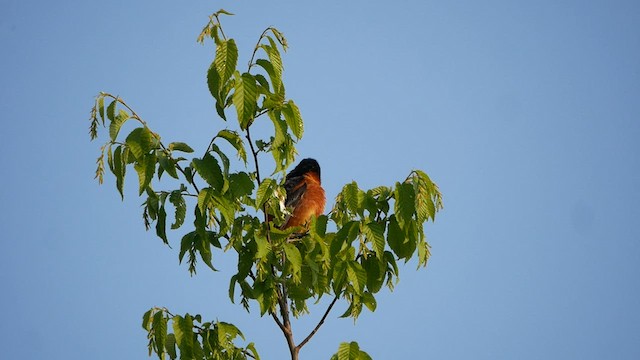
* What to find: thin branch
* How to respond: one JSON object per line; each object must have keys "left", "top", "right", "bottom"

{"left": 248, "top": 28, "right": 271, "bottom": 70}
{"left": 296, "top": 295, "right": 339, "bottom": 351}
{"left": 245, "top": 127, "right": 261, "bottom": 185}
{"left": 100, "top": 93, "right": 201, "bottom": 194}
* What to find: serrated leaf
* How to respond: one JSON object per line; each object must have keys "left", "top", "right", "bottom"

{"left": 152, "top": 311, "right": 167, "bottom": 356}
{"left": 282, "top": 100, "right": 304, "bottom": 140}
{"left": 284, "top": 243, "right": 302, "bottom": 282}
{"left": 229, "top": 172, "right": 254, "bottom": 198}
{"left": 169, "top": 191, "right": 186, "bottom": 229}
{"left": 343, "top": 182, "right": 361, "bottom": 214}
{"left": 347, "top": 261, "right": 367, "bottom": 294}
{"left": 165, "top": 333, "right": 177, "bottom": 360}
{"left": 255, "top": 178, "right": 274, "bottom": 209}
{"left": 158, "top": 152, "right": 179, "bottom": 179}
{"left": 214, "top": 39, "right": 238, "bottom": 84}
{"left": 126, "top": 127, "right": 155, "bottom": 160}
{"left": 179, "top": 231, "right": 196, "bottom": 264}
{"left": 262, "top": 37, "right": 284, "bottom": 95}
{"left": 134, "top": 154, "right": 156, "bottom": 195}
{"left": 197, "top": 188, "right": 213, "bottom": 214}
{"left": 97, "top": 96, "right": 105, "bottom": 124}
{"left": 106, "top": 99, "right": 117, "bottom": 121}
{"left": 255, "top": 236, "right": 271, "bottom": 259}
{"left": 362, "top": 256, "right": 384, "bottom": 293}
{"left": 233, "top": 72, "right": 258, "bottom": 129}
{"left": 364, "top": 221, "right": 385, "bottom": 258}
{"left": 216, "top": 129, "right": 247, "bottom": 164}
{"left": 394, "top": 182, "right": 416, "bottom": 226}
{"left": 255, "top": 59, "right": 280, "bottom": 95}
{"left": 168, "top": 142, "right": 194, "bottom": 153}
{"left": 109, "top": 109, "right": 129, "bottom": 141}
{"left": 172, "top": 315, "right": 193, "bottom": 359}
{"left": 337, "top": 342, "right": 360, "bottom": 360}
{"left": 192, "top": 153, "right": 224, "bottom": 191}
{"left": 268, "top": 110, "right": 288, "bottom": 148}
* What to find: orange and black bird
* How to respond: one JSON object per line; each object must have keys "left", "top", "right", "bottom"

{"left": 281, "top": 158, "right": 326, "bottom": 230}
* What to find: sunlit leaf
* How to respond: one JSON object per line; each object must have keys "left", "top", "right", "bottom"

{"left": 282, "top": 100, "right": 304, "bottom": 140}
{"left": 168, "top": 142, "right": 194, "bottom": 153}
{"left": 233, "top": 72, "right": 258, "bottom": 129}
{"left": 192, "top": 153, "right": 224, "bottom": 191}
{"left": 216, "top": 129, "right": 247, "bottom": 164}
{"left": 109, "top": 109, "right": 128, "bottom": 141}
{"left": 126, "top": 127, "right": 155, "bottom": 160}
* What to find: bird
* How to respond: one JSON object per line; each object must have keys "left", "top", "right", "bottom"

{"left": 280, "top": 158, "right": 326, "bottom": 230}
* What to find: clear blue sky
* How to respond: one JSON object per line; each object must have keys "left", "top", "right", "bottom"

{"left": 1, "top": 0, "right": 639, "bottom": 359}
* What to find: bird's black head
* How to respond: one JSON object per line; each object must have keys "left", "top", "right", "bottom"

{"left": 287, "top": 158, "right": 321, "bottom": 181}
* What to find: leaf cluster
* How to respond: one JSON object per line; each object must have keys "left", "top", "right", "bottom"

{"left": 143, "top": 307, "right": 259, "bottom": 360}
{"left": 88, "top": 9, "right": 442, "bottom": 360}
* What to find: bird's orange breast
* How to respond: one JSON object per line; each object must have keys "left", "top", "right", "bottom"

{"left": 285, "top": 172, "right": 325, "bottom": 229}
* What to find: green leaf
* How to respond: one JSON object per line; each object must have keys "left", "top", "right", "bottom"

{"left": 268, "top": 110, "right": 288, "bottom": 148}
{"left": 334, "top": 341, "right": 371, "bottom": 360}
{"left": 106, "top": 99, "right": 117, "bottom": 121}
{"left": 255, "top": 59, "right": 280, "bottom": 94}
{"left": 197, "top": 187, "right": 213, "bottom": 214}
{"left": 169, "top": 191, "right": 186, "bottom": 229}
{"left": 113, "top": 145, "right": 125, "bottom": 199}
{"left": 156, "top": 205, "right": 168, "bottom": 244}
{"left": 109, "top": 109, "right": 129, "bottom": 141}
{"left": 255, "top": 178, "right": 275, "bottom": 209}
{"left": 255, "top": 236, "right": 271, "bottom": 259}
{"left": 282, "top": 100, "right": 304, "bottom": 140}
{"left": 168, "top": 142, "right": 194, "bottom": 153}
{"left": 165, "top": 333, "right": 177, "bottom": 360}
{"left": 363, "top": 221, "right": 386, "bottom": 258}
{"left": 142, "top": 309, "right": 153, "bottom": 330}
{"left": 338, "top": 342, "right": 358, "bottom": 360}
{"left": 97, "top": 96, "right": 105, "bottom": 124}
{"left": 152, "top": 311, "right": 167, "bottom": 356}
{"left": 192, "top": 153, "right": 224, "bottom": 191}
{"left": 362, "top": 256, "right": 384, "bottom": 293}
{"left": 246, "top": 343, "right": 260, "bottom": 360}
{"left": 216, "top": 129, "right": 247, "bottom": 164}
{"left": 196, "top": 232, "right": 216, "bottom": 271}
{"left": 261, "top": 37, "right": 284, "bottom": 94}
{"left": 394, "top": 182, "right": 416, "bottom": 226}
{"left": 179, "top": 231, "right": 196, "bottom": 264}
{"left": 214, "top": 39, "right": 238, "bottom": 84}
{"left": 126, "top": 127, "right": 155, "bottom": 160}
{"left": 233, "top": 72, "right": 258, "bottom": 129}
{"left": 172, "top": 315, "right": 193, "bottom": 359}
{"left": 343, "top": 182, "right": 362, "bottom": 214}
{"left": 158, "top": 152, "right": 179, "bottom": 179}
{"left": 347, "top": 261, "right": 367, "bottom": 294}
{"left": 284, "top": 243, "right": 302, "bottom": 282}
{"left": 387, "top": 215, "right": 413, "bottom": 260}
{"left": 134, "top": 154, "right": 156, "bottom": 195}
{"left": 229, "top": 172, "right": 254, "bottom": 198}
{"left": 362, "top": 291, "right": 377, "bottom": 312}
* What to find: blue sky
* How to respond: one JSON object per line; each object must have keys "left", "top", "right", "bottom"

{"left": 1, "top": 0, "right": 639, "bottom": 359}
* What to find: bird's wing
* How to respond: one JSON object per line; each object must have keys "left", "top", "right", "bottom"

{"left": 284, "top": 175, "right": 307, "bottom": 209}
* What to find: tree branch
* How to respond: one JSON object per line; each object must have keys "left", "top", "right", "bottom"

{"left": 296, "top": 295, "right": 339, "bottom": 351}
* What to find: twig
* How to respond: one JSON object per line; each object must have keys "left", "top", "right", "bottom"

{"left": 296, "top": 295, "right": 339, "bottom": 351}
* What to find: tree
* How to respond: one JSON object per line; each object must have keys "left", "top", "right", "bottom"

{"left": 88, "top": 10, "right": 442, "bottom": 360}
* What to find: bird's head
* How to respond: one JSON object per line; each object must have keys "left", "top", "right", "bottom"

{"left": 287, "top": 158, "right": 321, "bottom": 182}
